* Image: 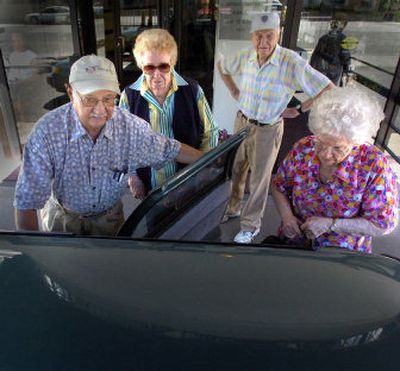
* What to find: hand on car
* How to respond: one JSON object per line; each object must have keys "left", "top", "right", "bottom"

{"left": 300, "top": 216, "right": 332, "bottom": 239}
{"left": 128, "top": 175, "right": 146, "bottom": 200}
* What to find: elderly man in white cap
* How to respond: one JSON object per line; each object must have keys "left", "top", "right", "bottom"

{"left": 218, "top": 12, "right": 334, "bottom": 244}
{"left": 14, "top": 54, "right": 203, "bottom": 236}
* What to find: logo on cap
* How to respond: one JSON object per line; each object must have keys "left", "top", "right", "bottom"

{"left": 261, "top": 15, "right": 269, "bottom": 23}
{"left": 85, "top": 65, "right": 111, "bottom": 74}
{"left": 85, "top": 66, "right": 98, "bottom": 74}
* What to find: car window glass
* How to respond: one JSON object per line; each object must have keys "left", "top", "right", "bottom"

{"left": 118, "top": 129, "right": 248, "bottom": 238}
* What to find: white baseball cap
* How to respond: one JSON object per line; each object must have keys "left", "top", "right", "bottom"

{"left": 250, "top": 12, "right": 280, "bottom": 33}
{"left": 69, "top": 54, "right": 120, "bottom": 95}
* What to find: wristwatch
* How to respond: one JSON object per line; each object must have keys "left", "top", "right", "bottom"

{"left": 295, "top": 104, "right": 303, "bottom": 114}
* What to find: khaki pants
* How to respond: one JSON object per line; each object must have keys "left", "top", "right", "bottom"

{"left": 40, "top": 199, "right": 125, "bottom": 236}
{"left": 226, "top": 112, "right": 284, "bottom": 232}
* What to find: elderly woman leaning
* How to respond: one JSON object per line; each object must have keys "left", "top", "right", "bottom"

{"left": 271, "top": 86, "right": 398, "bottom": 253}
{"left": 119, "top": 28, "right": 218, "bottom": 198}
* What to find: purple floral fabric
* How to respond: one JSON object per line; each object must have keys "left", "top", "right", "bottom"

{"left": 273, "top": 136, "right": 398, "bottom": 253}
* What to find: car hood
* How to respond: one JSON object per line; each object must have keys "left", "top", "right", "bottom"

{"left": 1, "top": 232, "right": 399, "bottom": 369}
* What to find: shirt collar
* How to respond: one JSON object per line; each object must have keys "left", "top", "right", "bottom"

{"left": 69, "top": 104, "right": 114, "bottom": 142}
{"left": 70, "top": 106, "right": 87, "bottom": 141}
{"left": 103, "top": 115, "right": 114, "bottom": 140}
{"left": 335, "top": 149, "right": 358, "bottom": 185}
{"left": 249, "top": 44, "right": 281, "bottom": 67}
{"left": 130, "top": 70, "right": 188, "bottom": 96}
{"left": 310, "top": 145, "right": 358, "bottom": 186}
{"left": 269, "top": 44, "right": 281, "bottom": 66}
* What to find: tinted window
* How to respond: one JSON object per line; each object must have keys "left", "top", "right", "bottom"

{"left": 118, "top": 128, "right": 248, "bottom": 238}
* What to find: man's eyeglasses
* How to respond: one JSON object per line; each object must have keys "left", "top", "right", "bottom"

{"left": 142, "top": 63, "right": 171, "bottom": 74}
{"left": 75, "top": 90, "right": 118, "bottom": 108}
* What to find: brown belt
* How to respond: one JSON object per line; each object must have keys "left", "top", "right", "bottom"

{"left": 238, "top": 111, "right": 281, "bottom": 126}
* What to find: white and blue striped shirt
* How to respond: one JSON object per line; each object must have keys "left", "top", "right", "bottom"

{"left": 120, "top": 71, "right": 218, "bottom": 188}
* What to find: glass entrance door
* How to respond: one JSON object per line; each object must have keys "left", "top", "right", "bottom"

{"left": 91, "top": 0, "right": 161, "bottom": 88}
{"left": 174, "top": 0, "right": 217, "bottom": 105}
{"left": 94, "top": 1, "right": 217, "bottom": 105}
{"left": 0, "top": 51, "right": 22, "bottom": 182}
{"left": 118, "top": 0, "right": 161, "bottom": 87}
{"left": 297, "top": 1, "right": 400, "bottom": 166}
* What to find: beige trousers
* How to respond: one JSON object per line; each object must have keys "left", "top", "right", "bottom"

{"left": 226, "top": 112, "right": 284, "bottom": 232}
{"left": 40, "top": 198, "right": 125, "bottom": 236}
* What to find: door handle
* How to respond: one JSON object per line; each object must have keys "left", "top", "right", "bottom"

{"left": 116, "top": 36, "right": 125, "bottom": 51}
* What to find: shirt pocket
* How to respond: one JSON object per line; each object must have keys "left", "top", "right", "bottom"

{"left": 102, "top": 160, "right": 130, "bottom": 195}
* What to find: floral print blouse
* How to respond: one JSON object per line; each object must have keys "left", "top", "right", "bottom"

{"left": 273, "top": 136, "right": 398, "bottom": 253}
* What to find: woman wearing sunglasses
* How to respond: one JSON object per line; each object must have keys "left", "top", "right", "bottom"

{"left": 120, "top": 28, "right": 218, "bottom": 199}
{"left": 271, "top": 86, "right": 398, "bottom": 253}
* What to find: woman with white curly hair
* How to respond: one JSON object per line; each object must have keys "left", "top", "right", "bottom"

{"left": 271, "top": 86, "right": 398, "bottom": 253}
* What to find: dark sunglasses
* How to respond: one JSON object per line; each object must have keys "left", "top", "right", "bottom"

{"left": 142, "top": 63, "right": 171, "bottom": 74}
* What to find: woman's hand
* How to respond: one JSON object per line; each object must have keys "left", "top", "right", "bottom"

{"left": 300, "top": 216, "right": 333, "bottom": 239}
{"left": 281, "top": 214, "right": 303, "bottom": 239}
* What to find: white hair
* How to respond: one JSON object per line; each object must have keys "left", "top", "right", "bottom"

{"left": 308, "top": 86, "right": 384, "bottom": 145}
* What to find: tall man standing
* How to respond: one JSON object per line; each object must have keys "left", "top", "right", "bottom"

{"left": 218, "top": 12, "right": 334, "bottom": 244}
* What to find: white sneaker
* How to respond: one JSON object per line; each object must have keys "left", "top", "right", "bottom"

{"left": 220, "top": 210, "right": 241, "bottom": 224}
{"left": 234, "top": 229, "right": 260, "bottom": 244}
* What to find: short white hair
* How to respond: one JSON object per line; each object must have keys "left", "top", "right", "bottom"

{"left": 133, "top": 28, "right": 177, "bottom": 69}
{"left": 308, "top": 86, "right": 384, "bottom": 145}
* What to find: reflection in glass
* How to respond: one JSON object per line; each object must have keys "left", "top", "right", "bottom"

{"left": 44, "top": 274, "right": 72, "bottom": 303}
{"left": 3, "top": 31, "right": 40, "bottom": 127}
{"left": 392, "top": 106, "right": 400, "bottom": 132}
{"left": 132, "top": 153, "right": 226, "bottom": 238}
{"left": 179, "top": 0, "right": 217, "bottom": 104}
{"left": 340, "top": 327, "right": 383, "bottom": 348}
{"left": 0, "top": 93, "right": 21, "bottom": 180}
{"left": 0, "top": 50, "right": 22, "bottom": 181}
{"left": 24, "top": 5, "right": 71, "bottom": 25}
{"left": 387, "top": 125, "right": 400, "bottom": 159}
{"left": 119, "top": 128, "right": 248, "bottom": 239}
{"left": 119, "top": 0, "right": 160, "bottom": 85}
{"left": 94, "top": 0, "right": 106, "bottom": 57}
{"left": 299, "top": 1, "right": 400, "bottom": 90}
{"left": 309, "top": 18, "right": 351, "bottom": 85}
{"left": 0, "top": 0, "right": 75, "bottom": 145}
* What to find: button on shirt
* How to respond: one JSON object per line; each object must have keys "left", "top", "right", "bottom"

{"left": 119, "top": 71, "right": 218, "bottom": 188}
{"left": 14, "top": 103, "right": 180, "bottom": 214}
{"left": 219, "top": 44, "right": 331, "bottom": 123}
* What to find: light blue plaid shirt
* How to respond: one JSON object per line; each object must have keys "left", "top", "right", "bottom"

{"left": 14, "top": 103, "right": 180, "bottom": 214}
{"left": 220, "top": 44, "right": 331, "bottom": 123}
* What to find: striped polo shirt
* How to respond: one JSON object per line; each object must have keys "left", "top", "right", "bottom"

{"left": 120, "top": 71, "right": 218, "bottom": 188}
